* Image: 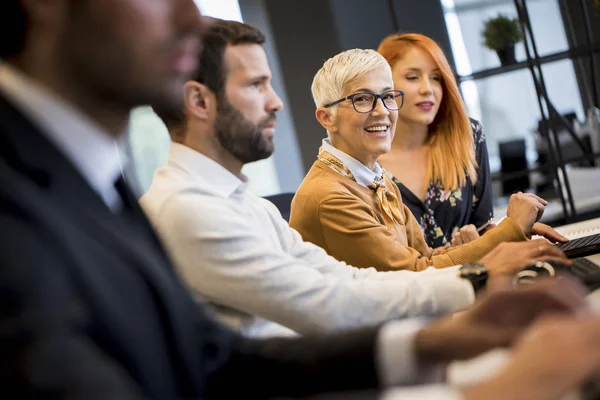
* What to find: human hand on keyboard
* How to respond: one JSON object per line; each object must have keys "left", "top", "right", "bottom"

{"left": 529, "top": 222, "right": 569, "bottom": 243}
{"left": 415, "top": 278, "right": 586, "bottom": 365}
{"left": 480, "top": 239, "right": 571, "bottom": 277}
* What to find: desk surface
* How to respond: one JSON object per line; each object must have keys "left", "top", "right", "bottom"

{"left": 554, "top": 217, "right": 600, "bottom": 238}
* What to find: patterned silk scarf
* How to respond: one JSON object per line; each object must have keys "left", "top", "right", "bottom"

{"left": 317, "top": 148, "right": 404, "bottom": 229}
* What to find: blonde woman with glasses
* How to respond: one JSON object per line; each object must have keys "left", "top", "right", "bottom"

{"left": 289, "top": 49, "right": 567, "bottom": 272}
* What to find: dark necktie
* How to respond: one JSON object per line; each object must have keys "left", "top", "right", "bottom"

{"left": 114, "top": 176, "right": 134, "bottom": 215}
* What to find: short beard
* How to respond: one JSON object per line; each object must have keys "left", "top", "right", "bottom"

{"left": 214, "top": 97, "right": 276, "bottom": 164}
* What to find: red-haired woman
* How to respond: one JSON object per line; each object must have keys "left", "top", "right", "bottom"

{"left": 378, "top": 33, "right": 493, "bottom": 248}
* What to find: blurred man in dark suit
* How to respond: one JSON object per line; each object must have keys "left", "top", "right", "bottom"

{"left": 1, "top": 1, "right": 600, "bottom": 399}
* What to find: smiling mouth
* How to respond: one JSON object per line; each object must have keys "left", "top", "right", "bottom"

{"left": 364, "top": 125, "right": 389, "bottom": 133}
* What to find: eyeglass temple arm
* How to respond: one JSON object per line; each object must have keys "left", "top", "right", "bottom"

{"left": 323, "top": 97, "right": 350, "bottom": 108}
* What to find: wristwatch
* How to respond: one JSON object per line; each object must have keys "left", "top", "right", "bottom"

{"left": 458, "top": 262, "right": 488, "bottom": 293}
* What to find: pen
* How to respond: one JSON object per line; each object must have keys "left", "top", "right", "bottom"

{"left": 476, "top": 219, "right": 493, "bottom": 233}
{"left": 477, "top": 216, "right": 505, "bottom": 233}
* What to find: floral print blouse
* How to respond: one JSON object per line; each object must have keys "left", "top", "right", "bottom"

{"left": 386, "top": 119, "right": 494, "bottom": 248}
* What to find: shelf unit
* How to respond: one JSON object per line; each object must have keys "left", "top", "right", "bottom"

{"left": 453, "top": 0, "right": 599, "bottom": 222}
{"left": 457, "top": 41, "right": 600, "bottom": 82}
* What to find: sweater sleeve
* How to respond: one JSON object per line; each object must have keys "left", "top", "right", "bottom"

{"left": 317, "top": 192, "right": 526, "bottom": 271}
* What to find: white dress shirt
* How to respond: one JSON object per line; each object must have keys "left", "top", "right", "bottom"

{"left": 0, "top": 63, "right": 125, "bottom": 211}
{"left": 141, "top": 142, "right": 475, "bottom": 337}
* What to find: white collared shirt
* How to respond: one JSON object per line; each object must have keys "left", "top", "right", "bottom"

{"left": 141, "top": 142, "right": 471, "bottom": 395}
{"left": 0, "top": 63, "right": 125, "bottom": 212}
{"left": 321, "top": 138, "right": 384, "bottom": 188}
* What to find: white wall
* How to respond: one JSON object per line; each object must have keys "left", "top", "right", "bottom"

{"left": 237, "top": 0, "right": 306, "bottom": 194}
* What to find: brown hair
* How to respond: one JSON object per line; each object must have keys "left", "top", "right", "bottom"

{"left": 153, "top": 19, "right": 265, "bottom": 142}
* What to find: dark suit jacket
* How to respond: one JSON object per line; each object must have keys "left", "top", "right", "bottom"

{"left": 0, "top": 94, "right": 381, "bottom": 399}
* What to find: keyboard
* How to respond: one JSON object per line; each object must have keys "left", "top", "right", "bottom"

{"left": 556, "top": 233, "right": 600, "bottom": 258}
{"left": 566, "top": 258, "right": 600, "bottom": 291}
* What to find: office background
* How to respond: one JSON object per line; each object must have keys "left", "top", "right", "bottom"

{"left": 128, "top": 0, "right": 600, "bottom": 224}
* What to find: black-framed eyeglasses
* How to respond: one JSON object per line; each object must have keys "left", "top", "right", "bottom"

{"left": 323, "top": 89, "right": 405, "bottom": 113}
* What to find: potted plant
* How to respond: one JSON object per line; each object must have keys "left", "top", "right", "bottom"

{"left": 481, "top": 14, "right": 524, "bottom": 66}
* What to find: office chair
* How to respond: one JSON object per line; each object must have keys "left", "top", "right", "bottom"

{"left": 263, "top": 192, "right": 295, "bottom": 222}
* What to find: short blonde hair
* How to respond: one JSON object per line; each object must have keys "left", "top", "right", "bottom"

{"left": 311, "top": 49, "right": 392, "bottom": 113}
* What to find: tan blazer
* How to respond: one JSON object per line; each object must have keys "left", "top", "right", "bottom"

{"left": 290, "top": 160, "right": 527, "bottom": 271}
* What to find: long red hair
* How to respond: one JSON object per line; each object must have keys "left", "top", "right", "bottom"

{"left": 378, "top": 33, "right": 477, "bottom": 190}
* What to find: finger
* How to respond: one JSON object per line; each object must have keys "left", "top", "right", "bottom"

{"left": 461, "top": 225, "right": 479, "bottom": 242}
{"left": 432, "top": 243, "right": 451, "bottom": 254}
{"left": 531, "top": 223, "right": 568, "bottom": 243}
{"left": 452, "top": 232, "right": 463, "bottom": 247}
{"left": 459, "top": 228, "right": 471, "bottom": 244}
{"left": 535, "top": 241, "right": 569, "bottom": 260}
{"left": 527, "top": 193, "right": 548, "bottom": 207}
{"left": 528, "top": 243, "right": 571, "bottom": 263}
{"left": 484, "top": 279, "right": 587, "bottom": 326}
{"left": 468, "top": 282, "right": 579, "bottom": 329}
{"left": 530, "top": 255, "right": 572, "bottom": 266}
{"left": 535, "top": 203, "right": 545, "bottom": 222}
{"left": 460, "top": 230, "right": 470, "bottom": 244}
{"left": 524, "top": 241, "right": 571, "bottom": 266}
{"left": 521, "top": 277, "right": 588, "bottom": 313}
{"left": 511, "top": 192, "right": 545, "bottom": 210}
{"left": 527, "top": 237, "right": 561, "bottom": 249}
{"left": 530, "top": 238, "right": 552, "bottom": 245}
{"left": 522, "top": 192, "right": 549, "bottom": 206}
{"left": 531, "top": 198, "right": 547, "bottom": 211}
{"left": 526, "top": 199, "right": 546, "bottom": 223}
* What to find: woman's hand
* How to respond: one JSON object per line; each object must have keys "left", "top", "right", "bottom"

{"left": 451, "top": 222, "right": 497, "bottom": 247}
{"left": 451, "top": 224, "right": 479, "bottom": 246}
